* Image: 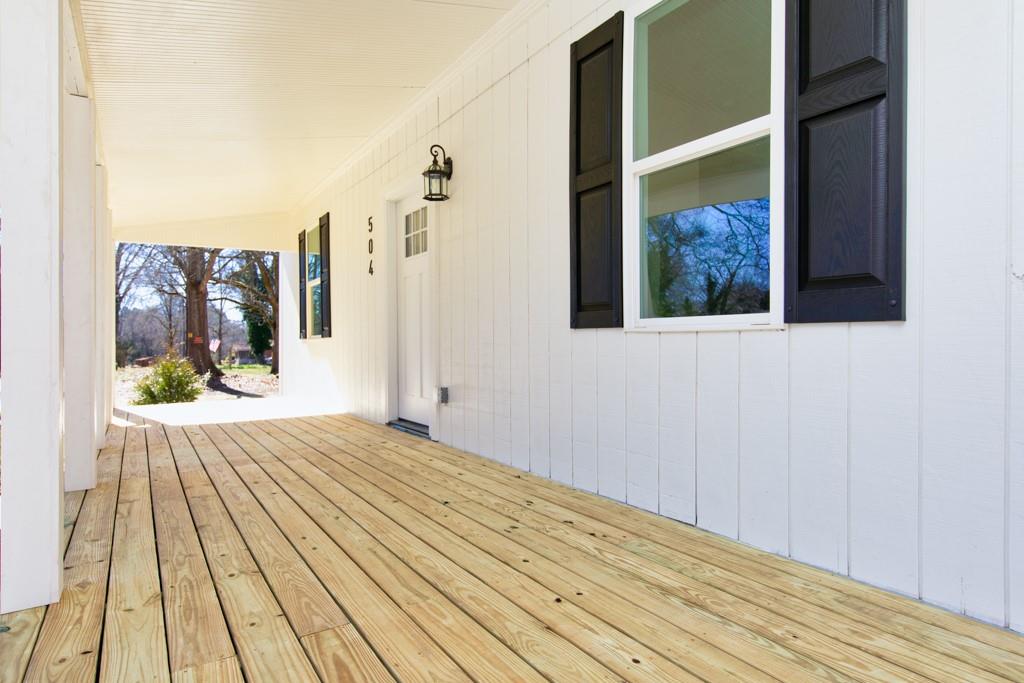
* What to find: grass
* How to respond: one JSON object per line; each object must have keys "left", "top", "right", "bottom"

{"left": 218, "top": 363, "right": 272, "bottom": 376}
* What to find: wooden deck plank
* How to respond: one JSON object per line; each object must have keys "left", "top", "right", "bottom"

{"left": 272, "top": 417, "right": 847, "bottom": 683}
{"left": 256, "top": 419, "right": 706, "bottom": 683}
{"left": 20, "top": 424, "right": 125, "bottom": 683}
{"left": 9, "top": 412, "right": 1024, "bottom": 682}
{"left": 187, "top": 423, "right": 485, "bottom": 683}
{"left": 301, "top": 625, "right": 396, "bottom": 683}
{"left": 165, "top": 423, "right": 346, "bottom": 640}
{"left": 0, "top": 607, "right": 44, "bottom": 683}
{"left": 231, "top": 421, "right": 622, "bottom": 683}
{"left": 318, "top": 413, "right": 1024, "bottom": 683}
{"left": 100, "top": 421, "right": 171, "bottom": 683}
{"left": 338, "top": 413, "right": 1024, "bottom": 661}
{"left": 62, "top": 490, "right": 86, "bottom": 552}
{"left": 170, "top": 656, "right": 245, "bottom": 683}
{"left": 162, "top": 425, "right": 319, "bottom": 683}
{"left": 222, "top": 421, "right": 604, "bottom": 683}
{"left": 344, "top": 437, "right": 994, "bottom": 683}
{"left": 0, "top": 485, "right": 86, "bottom": 682}
{"left": 144, "top": 420, "right": 237, "bottom": 675}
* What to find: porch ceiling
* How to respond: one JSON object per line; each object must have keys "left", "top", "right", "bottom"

{"left": 78, "top": 0, "right": 516, "bottom": 230}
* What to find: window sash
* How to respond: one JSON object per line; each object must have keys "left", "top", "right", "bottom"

{"left": 307, "top": 275, "right": 322, "bottom": 337}
{"left": 622, "top": 0, "right": 786, "bottom": 332}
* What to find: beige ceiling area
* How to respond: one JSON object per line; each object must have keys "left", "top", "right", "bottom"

{"left": 79, "top": 0, "right": 517, "bottom": 229}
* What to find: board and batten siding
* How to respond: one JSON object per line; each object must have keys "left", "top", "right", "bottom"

{"left": 279, "top": 0, "right": 1024, "bottom": 632}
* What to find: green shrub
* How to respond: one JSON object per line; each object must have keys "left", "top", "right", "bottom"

{"left": 133, "top": 355, "right": 206, "bottom": 405}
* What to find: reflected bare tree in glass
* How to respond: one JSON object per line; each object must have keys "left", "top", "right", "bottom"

{"left": 645, "top": 197, "right": 769, "bottom": 317}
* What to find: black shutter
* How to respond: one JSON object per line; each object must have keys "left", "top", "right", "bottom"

{"left": 319, "top": 212, "right": 331, "bottom": 338}
{"left": 784, "top": 0, "right": 906, "bottom": 322}
{"left": 298, "top": 230, "right": 307, "bottom": 339}
{"left": 569, "top": 12, "right": 623, "bottom": 329}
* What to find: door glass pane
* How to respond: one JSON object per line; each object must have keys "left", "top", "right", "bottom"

{"left": 639, "top": 136, "right": 770, "bottom": 318}
{"left": 306, "top": 226, "right": 321, "bottom": 280}
{"left": 311, "top": 282, "right": 323, "bottom": 336}
{"left": 634, "top": 0, "right": 770, "bottom": 159}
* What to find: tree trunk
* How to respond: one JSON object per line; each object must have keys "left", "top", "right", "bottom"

{"left": 183, "top": 248, "right": 223, "bottom": 377}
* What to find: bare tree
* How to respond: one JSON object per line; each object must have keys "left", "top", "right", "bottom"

{"left": 114, "top": 242, "right": 156, "bottom": 337}
{"left": 152, "top": 246, "right": 224, "bottom": 376}
{"left": 214, "top": 251, "right": 279, "bottom": 374}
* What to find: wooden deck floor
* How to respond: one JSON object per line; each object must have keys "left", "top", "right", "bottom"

{"left": 2, "top": 415, "right": 1024, "bottom": 682}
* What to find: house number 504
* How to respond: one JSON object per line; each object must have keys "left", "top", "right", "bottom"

{"left": 367, "top": 216, "right": 374, "bottom": 275}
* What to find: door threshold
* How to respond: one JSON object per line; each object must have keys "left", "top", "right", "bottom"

{"left": 388, "top": 418, "right": 430, "bottom": 439}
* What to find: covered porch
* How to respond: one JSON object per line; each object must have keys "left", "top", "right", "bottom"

{"left": 3, "top": 413, "right": 1023, "bottom": 682}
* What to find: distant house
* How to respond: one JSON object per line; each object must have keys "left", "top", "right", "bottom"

{"left": 230, "top": 345, "right": 256, "bottom": 365}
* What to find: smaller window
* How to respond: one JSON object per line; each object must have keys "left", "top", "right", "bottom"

{"left": 306, "top": 224, "right": 324, "bottom": 337}
{"left": 404, "top": 207, "right": 428, "bottom": 258}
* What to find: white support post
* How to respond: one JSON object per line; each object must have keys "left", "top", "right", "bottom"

{"left": 105, "top": 209, "right": 115, "bottom": 421}
{"left": 94, "top": 164, "right": 111, "bottom": 447}
{"left": 0, "top": 0, "right": 65, "bottom": 612}
{"left": 63, "top": 93, "right": 97, "bottom": 491}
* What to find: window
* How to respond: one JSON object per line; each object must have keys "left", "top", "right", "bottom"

{"left": 298, "top": 213, "right": 331, "bottom": 339}
{"left": 306, "top": 225, "right": 323, "bottom": 336}
{"left": 624, "top": 0, "right": 783, "bottom": 330}
{"left": 404, "top": 207, "right": 428, "bottom": 258}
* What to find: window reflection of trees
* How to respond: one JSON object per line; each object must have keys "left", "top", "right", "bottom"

{"left": 645, "top": 197, "right": 770, "bottom": 318}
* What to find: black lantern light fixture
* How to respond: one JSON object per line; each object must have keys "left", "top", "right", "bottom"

{"left": 422, "top": 144, "right": 453, "bottom": 202}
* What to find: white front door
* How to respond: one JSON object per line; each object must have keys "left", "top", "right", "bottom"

{"left": 397, "top": 199, "right": 433, "bottom": 427}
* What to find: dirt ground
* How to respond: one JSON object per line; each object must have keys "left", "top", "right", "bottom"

{"left": 116, "top": 365, "right": 279, "bottom": 407}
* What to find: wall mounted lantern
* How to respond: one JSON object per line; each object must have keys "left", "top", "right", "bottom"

{"left": 422, "top": 144, "right": 453, "bottom": 201}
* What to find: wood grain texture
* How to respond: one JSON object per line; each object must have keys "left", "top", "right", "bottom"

{"left": 171, "top": 657, "right": 245, "bottom": 683}
{"left": 6, "top": 414, "right": 1024, "bottom": 681}
{"left": 315, "top": 416, "right": 966, "bottom": 682}
{"left": 301, "top": 626, "right": 395, "bottom": 683}
{"left": 100, "top": 423, "right": 170, "bottom": 683}
{"left": 209, "top": 428, "right": 475, "bottom": 683}
{"left": 0, "top": 477, "right": 89, "bottom": 682}
{"left": 0, "top": 607, "right": 44, "bottom": 683}
{"left": 232, "top": 421, "right": 594, "bottom": 682}
{"left": 163, "top": 425, "right": 319, "bottom": 683}
{"left": 280, "top": 417, "right": 825, "bottom": 683}
{"left": 187, "top": 424, "right": 347, "bottom": 638}
{"left": 260, "top": 418, "right": 693, "bottom": 683}
{"left": 22, "top": 426, "right": 125, "bottom": 683}
{"left": 330, "top": 414, "right": 1024, "bottom": 680}
{"left": 146, "top": 421, "right": 236, "bottom": 675}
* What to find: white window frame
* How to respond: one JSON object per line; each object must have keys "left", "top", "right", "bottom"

{"left": 622, "top": 0, "right": 786, "bottom": 332}
{"left": 306, "top": 225, "right": 323, "bottom": 339}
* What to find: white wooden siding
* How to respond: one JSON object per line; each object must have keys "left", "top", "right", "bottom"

{"left": 279, "top": 0, "right": 1024, "bottom": 631}
{"left": 1010, "top": 0, "right": 1024, "bottom": 636}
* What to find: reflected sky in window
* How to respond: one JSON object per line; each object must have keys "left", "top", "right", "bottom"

{"left": 642, "top": 197, "right": 770, "bottom": 318}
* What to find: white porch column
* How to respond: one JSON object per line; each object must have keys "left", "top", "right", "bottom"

{"left": 0, "top": 0, "right": 65, "bottom": 611}
{"left": 94, "top": 164, "right": 111, "bottom": 448}
{"left": 63, "top": 93, "right": 97, "bottom": 491}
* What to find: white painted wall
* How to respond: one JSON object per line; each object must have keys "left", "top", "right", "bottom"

{"left": 280, "top": 0, "right": 1024, "bottom": 631}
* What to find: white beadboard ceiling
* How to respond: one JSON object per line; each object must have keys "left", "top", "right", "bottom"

{"left": 79, "top": 0, "right": 517, "bottom": 228}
